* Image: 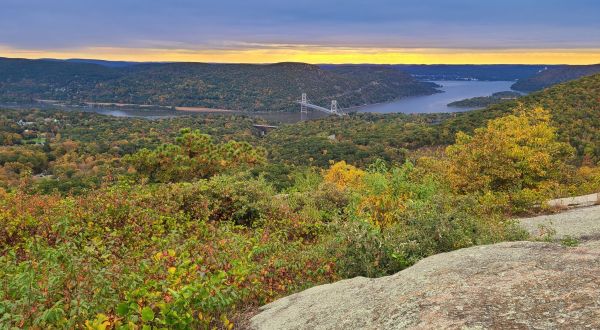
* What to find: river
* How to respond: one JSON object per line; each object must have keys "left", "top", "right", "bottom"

{"left": 356, "top": 80, "right": 517, "bottom": 114}
{"left": 2, "top": 80, "right": 518, "bottom": 122}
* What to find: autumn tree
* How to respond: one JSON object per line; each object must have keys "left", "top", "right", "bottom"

{"left": 323, "top": 160, "right": 365, "bottom": 190}
{"left": 445, "top": 107, "right": 574, "bottom": 194}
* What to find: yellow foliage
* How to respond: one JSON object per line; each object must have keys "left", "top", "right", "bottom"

{"left": 565, "top": 165, "right": 600, "bottom": 196}
{"left": 356, "top": 193, "right": 407, "bottom": 227}
{"left": 323, "top": 161, "right": 365, "bottom": 190}
{"left": 445, "top": 107, "right": 574, "bottom": 194}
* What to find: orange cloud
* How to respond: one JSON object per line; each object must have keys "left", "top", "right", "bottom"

{"left": 1, "top": 45, "right": 599, "bottom": 65}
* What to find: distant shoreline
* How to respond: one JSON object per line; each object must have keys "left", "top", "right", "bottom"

{"left": 174, "top": 106, "right": 234, "bottom": 113}
{"left": 34, "top": 99, "right": 235, "bottom": 113}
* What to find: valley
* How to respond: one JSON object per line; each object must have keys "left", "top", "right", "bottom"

{"left": 2, "top": 79, "right": 518, "bottom": 123}
{"left": 1, "top": 69, "right": 600, "bottom": 329}
{"left": 2, "top": 1, "right": 599, "bottom": 328}
{"left": 1, "top": 53, "right": 600, "bottom": 328}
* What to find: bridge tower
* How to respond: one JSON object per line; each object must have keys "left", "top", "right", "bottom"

{"left": 330, "top": 100, "right": 338, "bottom": 115}
{"left": 300, "top": 93, "right": 308, "bottom": 121}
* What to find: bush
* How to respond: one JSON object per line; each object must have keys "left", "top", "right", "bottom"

{"left": 0, "top": 175, "right": 340, "bottom": 329}
{"left": 324, "top": 160, "right": 528, "bottom": 278}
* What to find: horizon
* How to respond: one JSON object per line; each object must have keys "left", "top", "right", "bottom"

{"left": 1, "top": 0, "right": 599, "bottom": 65}
{"left": 2, "top": 50, "right": 599, "bottom": 66}
{"left": 3, "top": 56, "right": 599, "bottom": 66}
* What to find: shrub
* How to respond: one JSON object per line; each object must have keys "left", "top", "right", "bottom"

{"left": 0, "top": 176, "right": 339, "bottom": 329}
{"left": 323, "top": 161, "right": 365, "bottom": 190}
{"left": 325, "top": 160, "right": 528, "bottom": 278}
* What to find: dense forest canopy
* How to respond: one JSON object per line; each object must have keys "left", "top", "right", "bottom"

{"left": 0, "top": 58, "right": 438, "bottom": 111}
{"left": 0, "top": 73, "right": 598, "bottom": 194}
{"left": 512, "top": 64, "right": 600, "bottom": 92}
{"left": 321, "top": 64, "right": 552, "bottom": 81}
{"left": 390, "top": 64, "right": 551, "bottom": 81}
{"left": 447, "top": 91, "right": 522, "bottom": 108}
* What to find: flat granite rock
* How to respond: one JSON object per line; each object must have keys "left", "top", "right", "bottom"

{"left": 519, "top": 205, "right": 600, "bottom": 240}
{"left": 250, "top": 240, "right": 600, "bottom": 329}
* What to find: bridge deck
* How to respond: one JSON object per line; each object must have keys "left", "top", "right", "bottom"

{"left": 296, "top": 101, "right": 346, "bottom": 116}
{"left": 253, "top": 124, "right": 279, "bottom": 129}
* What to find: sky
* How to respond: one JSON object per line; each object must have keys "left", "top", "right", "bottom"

{"left": 1, "top": 0, "right": 599, "bottom": 64}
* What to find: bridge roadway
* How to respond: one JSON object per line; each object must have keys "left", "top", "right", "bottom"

{"left": 298, "top": 101, "right": 337, "bottom": 114}
{"left": 296, "top": 100, "right": 346, "bottom": 116}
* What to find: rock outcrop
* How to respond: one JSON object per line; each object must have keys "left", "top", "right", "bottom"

{"left": 520, "top": 205, "right": 600, "bottom": 240}
{"left": 251, "top": 239, "right": 600, "bottom": 329}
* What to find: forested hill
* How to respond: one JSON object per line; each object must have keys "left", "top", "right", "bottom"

{"left": 321, "top": 64, "right": 550, "bottom": 81}
{"left": 0, "top": 57, "right": 438, "bottom": 111}
{"left": 511, "top": 64, "right": 600, "bottom": 92}
{"left": 392, "top": 64, "right": 550, "bottom": 81}
{"left": 265, "top": 73, "right": 600, "bottom": 167}
{"left": 442, "top": 73, "right": 600, "bottom": 161}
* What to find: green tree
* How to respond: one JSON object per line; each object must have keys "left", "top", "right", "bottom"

{"left": 125, "top": 129, "right": 265, "bottom": 183}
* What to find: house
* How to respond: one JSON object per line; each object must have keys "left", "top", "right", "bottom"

{"left": 17, "top": 119, "right": 35, "bottom": 126}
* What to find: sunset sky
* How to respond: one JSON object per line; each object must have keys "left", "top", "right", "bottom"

{"left": 1, "top": 0, "right": 599, "bottom": 64}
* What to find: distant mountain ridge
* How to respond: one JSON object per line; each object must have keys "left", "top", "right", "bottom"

{"left": 321, "top": 64, "right": 552, "bottom": 81}
{"left": 512, "top": 64, "right": 600, "bottom": 92}
{"left": 0, "top": 57, "right": 438, "bottom": 111}
{"left": 63, "top": 59, "right": 143, "bottom": 68}
{"left": 392, "top": 64, "right": 552, "bottom": 81}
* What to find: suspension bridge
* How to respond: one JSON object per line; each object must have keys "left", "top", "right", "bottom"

{"left": 297, "top": 93, "right": 347, "bottom": 119}
{"left": 253, "top": 93, "right": 347, "bottom": 136}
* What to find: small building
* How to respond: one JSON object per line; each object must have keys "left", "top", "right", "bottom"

{"left": 17, "top": 119, "right": 35, "bottom": 126}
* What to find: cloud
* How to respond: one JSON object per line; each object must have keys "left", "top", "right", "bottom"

{"left": 0, "top": 0, "right": 598, "bottom": 59}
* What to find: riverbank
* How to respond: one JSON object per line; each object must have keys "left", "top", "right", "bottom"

{"left": 174, "top": 106, "right": 234, "bottom": 113}
{"left": 37, "top": 99, "right": 236, "bottom": 113}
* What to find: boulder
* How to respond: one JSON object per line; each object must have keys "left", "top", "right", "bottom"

{"left": 520, "top": 205, "right": 600, "bottom": 239}
{"left": 250, "top": 240, "right": 600, "bottom": 329}
{"left": 546, "top": 193, "right": 599, "bottom": 209}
